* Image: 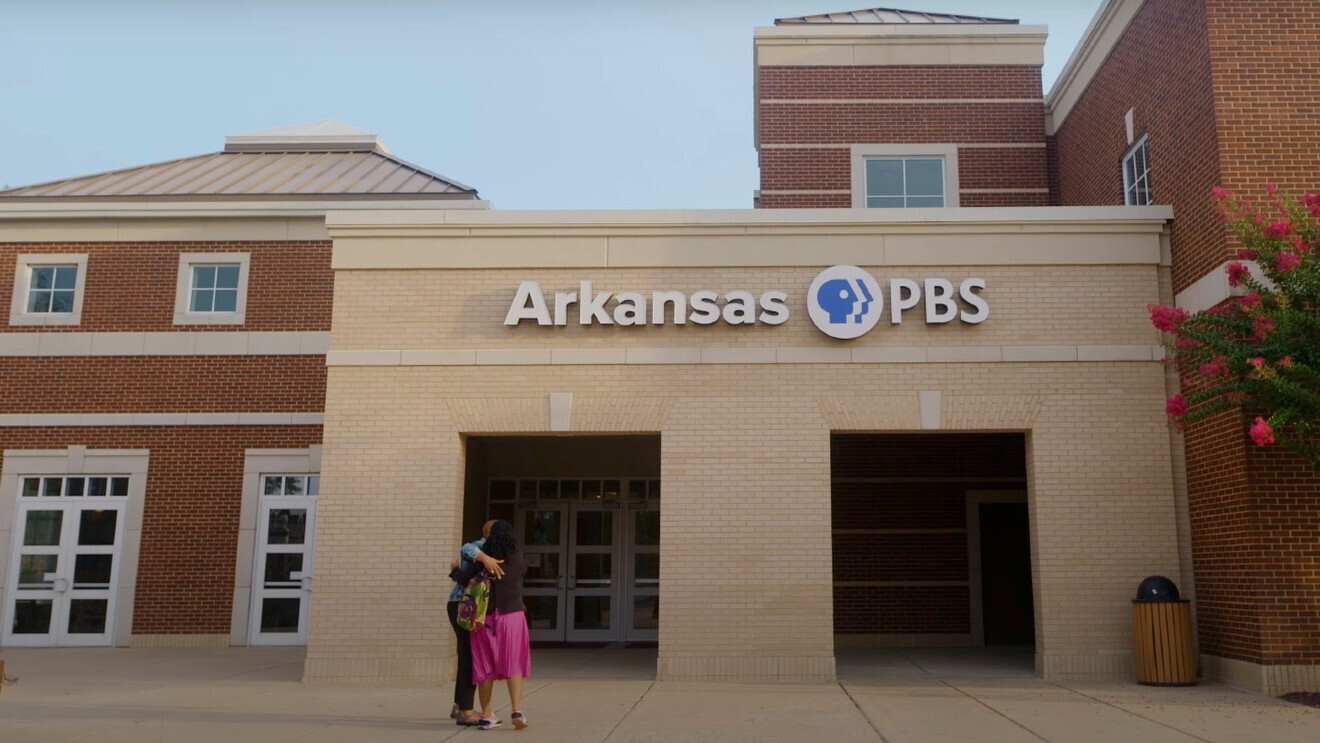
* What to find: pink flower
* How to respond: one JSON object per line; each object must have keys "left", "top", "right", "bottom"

{"left": 1249, "top": 357, "right": 1265, "bottom": 368}
{"left": 1200, "top": 356, "right": 1229, "bottom": 378}
{"left": 1211, "top": 186, "right": 1231, "bottom": 200}
{"left": 1266, "top": 183, "right": 1278, "bottom": 196}
{"left": 1149, "top": 304, "right": 1190, "bottom": 333}
{"left": 1264, "top": 220, "right": 1292, "bottom": 239}
{"left": 1175, "top": 335, "right": 1201, "bottom": 349}
{"left": 1226, "top": 261, "right": 1251, "bottom": 286}
{"left": 1238, "top": 291, "right": 1262, "bottom": 310}
{"left": 1252, "top": 315, "right": 1275, "bottom": 340}
{"left": 1237, "top": 248, "right": 1257, "bottom": 260}
{"left": 1165, "top": 395, "right": 1188, "bottom": 419}
{"left": 1249, "top": 416, "right": 1275, "bottom": 446}
{"left": 1280, "top": 355, "right": 1292, "bottom": 367}
{"left": 1294, "top": 237, "right": 1311, "bottom": 254}
{"left": 1275, "top": 252, "right": 1302, "bottom": 272}
{"left": 1303, "top": 193, "right": 1320, "bottom": 218}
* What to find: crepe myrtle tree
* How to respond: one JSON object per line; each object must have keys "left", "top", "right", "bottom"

{"left": 1150, "top": 186, "right": 1320, "bottom": 470}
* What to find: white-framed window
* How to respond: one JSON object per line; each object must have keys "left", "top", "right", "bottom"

{"left": 850, "top": 144, "right": 959, "bottom": 209}
{"left": 173, "top": 252, "right": 250, "bottom": 325}
{"left": 9, "top": 254, "right": 88, "bottom": 326}
{"left": 1123, "top": 135, "right": 1152, "bottom": 206}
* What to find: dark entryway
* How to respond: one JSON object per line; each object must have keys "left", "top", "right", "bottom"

{"left": 978, "top": 502, "right": 1034, "bottom": 645}
{"left": 830, "top": 432, "right": 1034, "bottom": 655}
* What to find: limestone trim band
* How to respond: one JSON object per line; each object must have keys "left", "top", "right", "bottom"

{"left": 0, "top": 413, "right": 325, "bottom": 427}
{"left": 761, "top": 98, "right": 1046, "bottom": 105}
{"left": 0, "top": 331, "right": 330, "bottom": 357}
{"left": 326, "top": 345, "right": 1163, "bottom": 367}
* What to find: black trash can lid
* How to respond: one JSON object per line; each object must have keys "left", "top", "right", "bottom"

{"left": 1135, "top": 575, "right": 1181, "bottom": 601}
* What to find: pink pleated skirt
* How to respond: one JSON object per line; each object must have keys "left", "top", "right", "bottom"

{"left": 470, "top": 610, "right": 532, "bottom": 684}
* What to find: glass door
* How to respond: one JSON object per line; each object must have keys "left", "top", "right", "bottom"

{"left": 566, "top": 502, "right": 620, "bottom": 642}
{"left": 517, "top": 504, "right": 567, "bottom": 642}
{"left": 3, "top": 476, "right": 128, "bottom": 647}
{"left": 499, "top": 477, "right": 656, "bottom": 643}
{"left": 249, "top": 474, "right": 318, "bottom": 646}
{"left": 624, "top": 503, "right": 660, "bottom": 642}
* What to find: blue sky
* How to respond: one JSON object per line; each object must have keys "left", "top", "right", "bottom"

{"left": 0, "top": 1, "right": 1102, "bottom": 209}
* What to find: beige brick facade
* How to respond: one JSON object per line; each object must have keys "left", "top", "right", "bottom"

{"left": 309, "top": 208, "right": 1183, "bottom": 683}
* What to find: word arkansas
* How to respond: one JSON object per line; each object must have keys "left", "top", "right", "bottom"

{"left": 504, "top": 281, "right": 789, "bottom": 326}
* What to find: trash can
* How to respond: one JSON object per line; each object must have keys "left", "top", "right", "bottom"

{"left": 1131, "top": 575, "right": 1197, "bottom": 686}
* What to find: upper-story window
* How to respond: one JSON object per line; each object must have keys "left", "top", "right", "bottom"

{"left": 9, "top": 253, "right": 88, "bottom": 326}
{"left": 1123, "top": 136, "right": 1152, "bottom": 206}
{"left": 174, "top": 252, "right": 250, "bottom": 325}
{"left": 190, "top": 264, "right": 241, "bottom": 313}
{"left": 27, "top": 265, "right": 79, "bottom": 314}
{"left": 850, "top": 144, "right": 960, "bottom": 209}
{"left": 865, "top": 157, "right": 946, "bottom": 208}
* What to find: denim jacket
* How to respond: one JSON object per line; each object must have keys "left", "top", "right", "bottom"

{"left": 447, "top": 538, "right": 485, "bottom": 603}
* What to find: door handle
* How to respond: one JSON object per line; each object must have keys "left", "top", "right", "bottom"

{"left": 53, "top": 577, "right": 69, "bottom": 593}
{"left": 300, "top": 576, "right": 313, "bottom": 592}
{"left": 568, "top": 575, "right": 577, "bottom": 590}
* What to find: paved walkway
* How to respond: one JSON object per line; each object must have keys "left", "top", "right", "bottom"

{"left": 0, "top": 647, "right": 1317, "bottom": 742}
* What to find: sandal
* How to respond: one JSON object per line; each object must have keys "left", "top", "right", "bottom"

{"left": 511, "top": 710, "right": 529, "bottom": 730}
{"left": 456, "top": 712, "right": 483, "bottom": 727}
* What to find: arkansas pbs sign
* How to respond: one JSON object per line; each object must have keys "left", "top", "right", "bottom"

{"left": 807, "top": 265, "right": 988, "bottom": 340}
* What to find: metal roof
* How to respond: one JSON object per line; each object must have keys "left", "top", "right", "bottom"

{"left": 776, "top": 7, "right": 1019, "bottom": 25}
{"left": 0, "top": 121, "right": 478, "bottom": 200}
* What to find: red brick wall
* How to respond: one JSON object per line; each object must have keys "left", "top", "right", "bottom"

{"left": 1056, "top": 0, "right": 1320, "bottom": 667}
{"left": 1199, "top": 0, "right": 1320, "bottom": 667}
{"left": 0, "top": 425, "right": 322, "bottom": 634}
{"left": 757, "top": 64, "right": 1049, "bottom": 209}
{"left": 831, "top": 433, "right": 1027, "bottom": 636}
{"left": 0, "top": 241, "right": 332, "bottom": 332}
{"left": 0, "top": 356, "right": 325, "bottom": 413}
{"left": 1051, "top": 0, "right": 1222, "bottom": 295}
{"left": 1207, "top": 0, "right": 1320, "bottom": 203}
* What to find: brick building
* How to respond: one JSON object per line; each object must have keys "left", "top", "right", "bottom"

{"left": 1, "top": 2, "right": 1316, "bottom": 695}
{"left": 0, "top": 122, "right": 483, "bottom": 648}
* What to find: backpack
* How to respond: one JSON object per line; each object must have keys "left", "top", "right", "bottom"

{"left": 456, "top": 570, "right": 493, "bottom": 633}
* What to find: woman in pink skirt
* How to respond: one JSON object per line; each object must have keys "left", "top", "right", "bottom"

{"left": 470, "top": 519, "right": 531, "bottom": 730}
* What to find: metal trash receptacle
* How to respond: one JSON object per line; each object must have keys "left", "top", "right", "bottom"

{"left": 1131, "top": 575, "right": 1197, "bottom": 686}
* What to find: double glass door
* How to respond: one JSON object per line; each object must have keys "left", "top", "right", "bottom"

{"left": 3, "top": 476, "right": 128, "bottom": 647}
{"left": 504, "top": 478, "right": 659, "bottom": 643}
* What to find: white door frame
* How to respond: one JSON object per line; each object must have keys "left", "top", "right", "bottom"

{"left": 248, "top": 484, "right": 318, "bottom": 646}
{"left": 1, "top": 448, "right": 147, "bottom": 648}
{"left": 966, "top": 489, "right": 1029, "bottom": 647}
{"left": 234, "top": 447, "right": 320, "bottom": 647}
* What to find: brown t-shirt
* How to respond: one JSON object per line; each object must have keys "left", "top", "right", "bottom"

{"left": 488, "top": 552, "right": 527, "bottom": 615}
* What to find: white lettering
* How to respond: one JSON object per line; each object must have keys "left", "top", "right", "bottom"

{"left": 652, "top": 291, "right": 687, "bottom": 325}
{"left": 553, "top": 290, "right": 577, "bottom": 326}
{"left": 579, "top": 281, "right": 614, "bottom": 325}
{"left": 758, "top": 291, "right": 789, "bottom": 325}
{"left": 613, "top": 292, "right": 646, "bottom": 325}
{"left": 722, "top": 291, "right": 756, "bottom": 325}
{"left": 924, "top": 279, "right": 957, "bottom": 324}
{"left": 959, "top": 278, "right": 989, "bottom": 324}
{"left": 889, "top": 278, "right": 921, "bottom": 324}
{"left": 689, "top": 290, "right": 720, "bottom": 325}
{"left": 504, "top": 281, "right": 552, "bottom": 326}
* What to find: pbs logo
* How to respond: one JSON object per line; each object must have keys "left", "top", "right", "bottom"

{"left": 807, "top": 265, "right": 883, "bottom": 340}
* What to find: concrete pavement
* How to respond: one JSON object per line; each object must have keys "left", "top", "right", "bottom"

{"left": 0, "top": 646, "right": 1316, "bottom": 742}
